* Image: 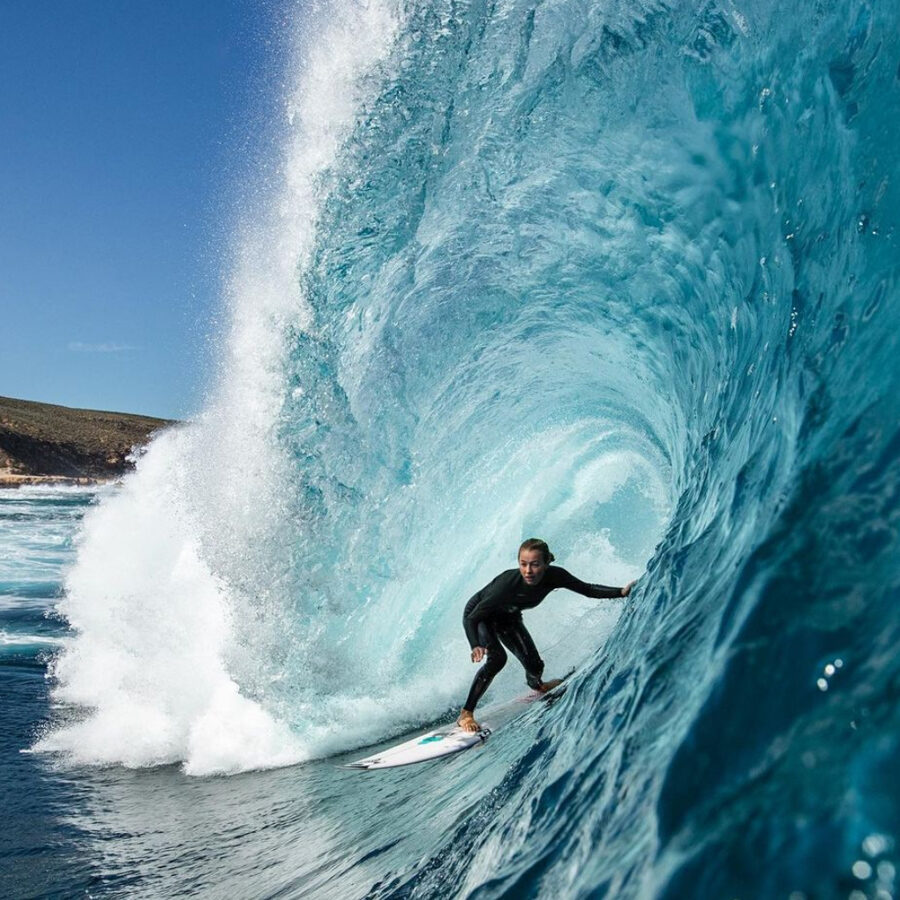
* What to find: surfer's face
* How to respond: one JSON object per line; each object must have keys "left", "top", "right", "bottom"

{"left": 519, "top": 549, "right": 548, "bottom": 585}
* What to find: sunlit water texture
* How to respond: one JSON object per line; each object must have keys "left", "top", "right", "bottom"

{"left": 3, "top": 0, "right": 899, "bottom": 896}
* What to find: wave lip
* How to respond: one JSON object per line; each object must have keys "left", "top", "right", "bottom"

{"left": 33, "top": 0, "right": 406, "bottom": 776}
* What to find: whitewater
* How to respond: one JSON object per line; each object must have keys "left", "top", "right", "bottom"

{"left": 3, "top": 0, "right": 899, "bottom": 897}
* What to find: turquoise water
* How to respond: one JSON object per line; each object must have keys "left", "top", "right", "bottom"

{"left": 4, "top": 0, "right": 900, "bottom": 896}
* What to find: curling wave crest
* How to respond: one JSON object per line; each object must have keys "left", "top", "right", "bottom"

{"left": 37, "top": 2, "right": 900, "bottom": 894}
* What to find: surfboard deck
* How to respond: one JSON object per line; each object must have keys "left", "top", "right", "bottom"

{"left": 344, "top": 671, "right": 573, "bottom": 771}
{"left": 343, "top": 724, "right": 493, "bottom": 770}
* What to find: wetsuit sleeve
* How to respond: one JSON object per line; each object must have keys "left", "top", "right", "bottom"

{"left": 555, "top": 568, "right": 623, "bottom": 599}
{"left": 462, "top": 571, "right": 517, "bottom": 648}
{"left": 462, "top": 591, "right": 485, "bottom": 648}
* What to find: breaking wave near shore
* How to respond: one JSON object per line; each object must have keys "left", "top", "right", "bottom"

{"left": 37, "top": 0, "right": 900, "bottom": 895}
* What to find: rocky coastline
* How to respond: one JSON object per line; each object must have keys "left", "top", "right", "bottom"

{"left": 0, "top": 396, "right": 174, "bottom": 488}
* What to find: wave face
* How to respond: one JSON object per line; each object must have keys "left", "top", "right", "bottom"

{"left": 41, "top": 0, "right": 900, "bottom": 895}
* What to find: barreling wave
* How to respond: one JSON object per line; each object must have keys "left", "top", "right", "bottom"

{"left": 40, "top": 0, "right": 900, "bottom": 895}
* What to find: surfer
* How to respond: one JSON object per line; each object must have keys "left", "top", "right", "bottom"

{"left": 457, "top": 538, "right": 634, "bottom": 733}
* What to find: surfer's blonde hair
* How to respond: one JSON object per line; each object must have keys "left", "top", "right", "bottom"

{"left": 518, "top": 538, "right": 555, "bottom": 564}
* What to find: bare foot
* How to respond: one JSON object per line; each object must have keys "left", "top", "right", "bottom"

{"left": 536, "top": 678, "right": 563, "bottom": 693}
{"left": 457, "top": 709, "right": 480, "bottom": 733}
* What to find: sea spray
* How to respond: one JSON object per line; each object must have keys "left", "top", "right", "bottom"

{"left": 39, "top": 0, "right": 405, "bottom": 775}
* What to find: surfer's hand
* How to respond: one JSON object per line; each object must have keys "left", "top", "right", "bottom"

{"left": 471, "top": 646, "right": 486, "bottom": 663}
{"left": 621, "top": 580, "right": 636, "bottom": 598}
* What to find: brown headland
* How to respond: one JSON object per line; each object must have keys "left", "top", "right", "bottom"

{"left": 0, "top": 395, "right": 174, "bottom": 487}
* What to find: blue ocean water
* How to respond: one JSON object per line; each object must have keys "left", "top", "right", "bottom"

{"left": 3, "top": 0, "right": 900, "bottom": 896}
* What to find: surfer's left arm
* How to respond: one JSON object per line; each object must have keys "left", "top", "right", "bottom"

{"left": 557, "top": 568, "right": 635, "bottom": 599}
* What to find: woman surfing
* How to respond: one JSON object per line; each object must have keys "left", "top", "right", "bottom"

{"left": 457, "top": 538, "right": 635, "bottom": 733}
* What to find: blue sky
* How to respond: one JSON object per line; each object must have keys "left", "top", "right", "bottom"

{"left": 1, "top": 1, "right": 284, "bottom": 420}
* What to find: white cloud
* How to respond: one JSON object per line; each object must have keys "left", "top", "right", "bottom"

{"left": 67, "top": 341, "right": 138, "bottom": 353}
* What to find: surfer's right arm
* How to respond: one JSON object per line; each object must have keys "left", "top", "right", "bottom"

{"left": 463, "top": 589, "right": 490, "bottom": 658}
{"left": 463, "top": 572, "right": 515, "bottom": 658}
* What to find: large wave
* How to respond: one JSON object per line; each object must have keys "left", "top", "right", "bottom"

{"left": 40, "top": 0, "right": 899, "bottom": 894}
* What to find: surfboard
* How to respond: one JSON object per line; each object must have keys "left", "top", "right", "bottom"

{"left": 343, "top": 723, "right": 492, "bottom": 770}
{"left": 344, "top": 672, "right": 573, "bottom": 771}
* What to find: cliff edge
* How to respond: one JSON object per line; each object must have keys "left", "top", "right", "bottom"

{"left": 0, "top": 396, "right": 174, "bottom": 487}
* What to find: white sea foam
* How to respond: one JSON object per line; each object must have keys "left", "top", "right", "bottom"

{"left": 36, "top": 427, "right": 302, "bottom": 772}
{"left": 37, "top": 0, "right": 403, "bottom": 776}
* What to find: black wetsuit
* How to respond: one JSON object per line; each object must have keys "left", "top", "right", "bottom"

{"left": 462, "top": 566, "right": 622, "bottom": 712}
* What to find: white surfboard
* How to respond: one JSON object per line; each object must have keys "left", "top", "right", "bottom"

{"left": 344, "top": 671, "right": 573, "bottom": 770}
{"left": 344, "top": 723, "right": 493, "bottom": 770}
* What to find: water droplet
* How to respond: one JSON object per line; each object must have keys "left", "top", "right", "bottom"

{"left": 825, "top": 664, "right": 835, "bottom": 677}
{"left": 854, "top": 860, "right": 874, "bottom": 880}
{"left": 877, "top": 860, "right": 896, "bottom": 881}
{"left": 863, "top": 834, "right": 892, "bottom": 856}
{"left": 817, "top": 678, "right": 828, "bottom": 691}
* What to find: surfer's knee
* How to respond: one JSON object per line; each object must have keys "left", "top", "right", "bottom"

{"left": 485, "top": 645, "right": 508, "bottom": 674}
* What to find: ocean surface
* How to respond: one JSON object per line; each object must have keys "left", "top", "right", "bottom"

{"left": 3, "top": 0, "right": 900, "bottom": 897}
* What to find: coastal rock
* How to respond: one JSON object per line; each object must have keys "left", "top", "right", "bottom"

{"left": 0, "top": 396, "right": 174, "bottom": 487}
